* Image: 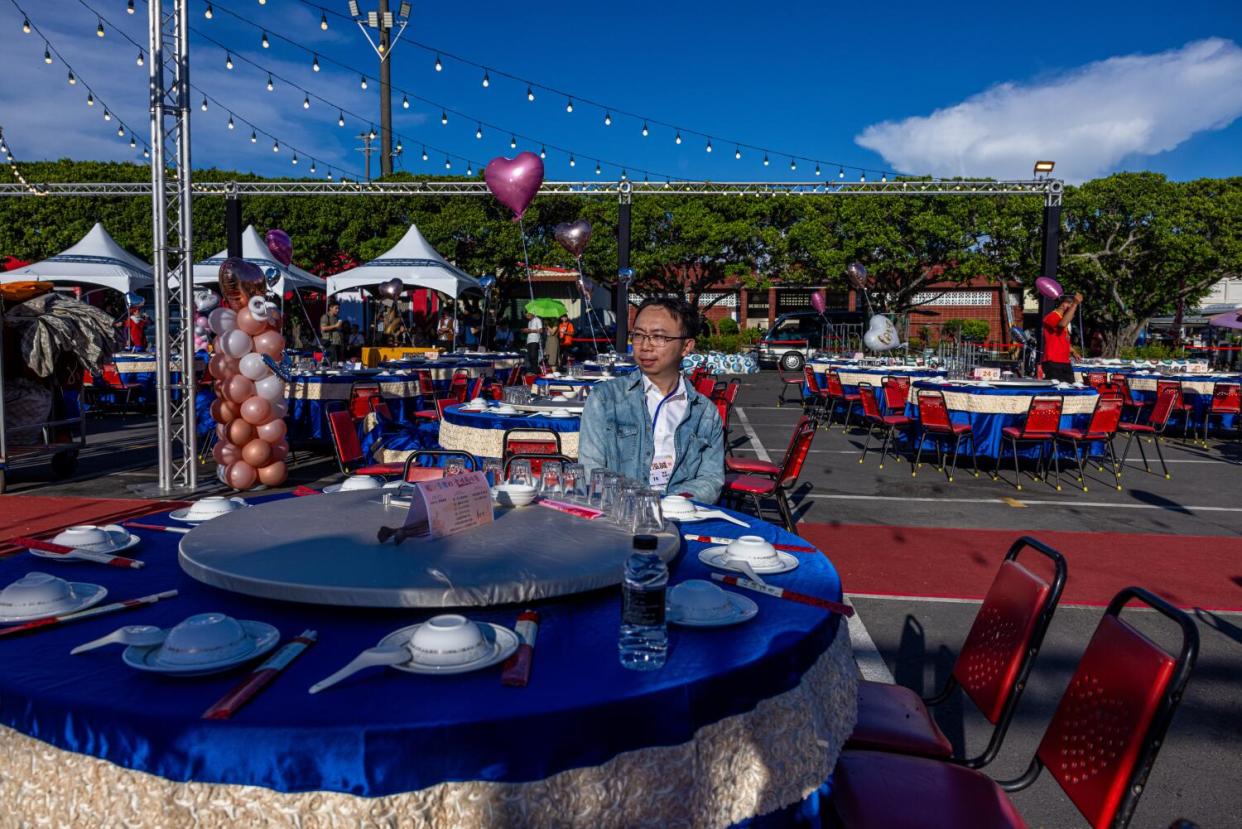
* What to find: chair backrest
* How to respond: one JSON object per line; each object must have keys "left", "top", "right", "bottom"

{"left": 953, "top": 538, "right": 1067, "bottom": 727}
{"left": 366, "top": 394, "right": 393, "bottom": 421}
{"left": 1036, "top": 588, "right": 1198, "bottom": 829}
{"left": 504, "top": 365, "right": 523, "bottom": 386}
{"left": 721, "top": 378, "right": 741, "bottom": 405}
{"left": 802, "top": 365, "right": 823, "bottom": 393}
{"left": 916, "top": 390, "right": 953, "bottom": 431}
{"left": 502, "top": 427, "right": 563, "bottom": 460}
{"left": 824, "top": 370, "right": 846, "bottom": 397}
{"left": 1086, "top": 372, "right": 1108, "bottom": 390}
{"left": 714, "top": 397, "right": 732, "bottom": 431}
{"left": 504, "top": 452, "right": 574, "bottom": 478}
{"left": 1086, "top": 395, "right": 1124, "bottom": 435}
{"left": 1022, "top": 396, "right": 1064, "bottom": 435}
{"left": 1148, "top": 386, "right": 1181, "bottom": 429}
{"left": 689, "top": 366, "right": 708, "bottom": 386}
{"left": 466, "top": 376, "right": 484, "bottom": 401}
{"left": 447, "top": 371, "right": 471, "bottom": 403}
{"left": 777, "top": 417, "right": 817, "bottom": 487}
{"left": 415, "top": 369, "right": 436, "bottom": 396}
{"left": 101, "top": 364, "right": 126, "bottom": 388}
{"left": 1210, "top": 382, "right": 1240, "bottom": 414}
{"left": 692, "top": 376, "right": 717, "bottom": 397}
{"left": 435, "top": 398, "right": 456, "bottom": 419}
{"left": 1112, "top": 375, "right": 1135, "bottom": 402}
{"left": 1155, "top": 379, "right": 1183, "bottom": 401}
{"left": 857, "top": 382, "right": 883, "bottom": 420}
{"left": 881, "top": 376, "right": 908, "bottom": 411}
{"left": 1096, "top": 383, "right": 1124, "bottom": 401}
{"left": 325, "top": 408, "right": 365, "bottom": 471}
{"left": 349, "top": 383, "right": 381, "bottom": 419}
{"left": 401, "top": 450, "right": 477, "bottom": 482}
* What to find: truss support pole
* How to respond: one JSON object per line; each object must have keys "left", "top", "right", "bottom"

{"left": 1035, "top": 184, "right": 1063, "bottom": 361}
{"left": 226, "top": 194, "right": 242, "bottom": 257}
{"left": 614, "top": 183, "right": 632, "bottom": 354}
{"left": 148, "top": 0, "right": 197, "bottom": 493}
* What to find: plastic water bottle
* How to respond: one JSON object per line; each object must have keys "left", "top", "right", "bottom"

{"left": 619, "top": 535, "right": 668, "bottom": 671}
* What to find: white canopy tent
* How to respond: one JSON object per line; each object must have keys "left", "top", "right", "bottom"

{"left": 0, "top": 222, "right": 153, "bottom": 295}
{"left": 191, "top": 226, "right": 324, "bottom": 295}
{"left": 326, "top": 225, "right": 482, "bottom": 299}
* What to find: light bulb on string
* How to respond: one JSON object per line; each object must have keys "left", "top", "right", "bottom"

{"left": 201, "top": 97, "right": 208, "bottom": 112}
{"left": 227, "top": 115, "right": 234, "bottom": 130}
{"left": 127, "top": 0, "right": 134, "bottom": 13}
{"left": 320, "top": 12, "right": 328, "bottom": 29}
{"left": 763, "top": 153, "right": 770, "bottom": 166}
{"left": 815, "top": 164, "right": 821, "bottom": 176}
{"left": 434, "top": 54, "right": 442, "bottom": 72}
{"left": 594, "top": 161, "right": 601, "bottom": 175}
{"left": 642, "top": 122, "right": 649, "bottom": 137}
{"left": 129, "top": 135, "right": 136, "bottom": 149}
{"left": 135, "top": 49, "right": 146, "bottom": 65}
{"left": 674, "top": 131, "right": 682, "bottom": 145}
{"left": 401, "top": 95, "right": 409, "bottom": 108}
{"left": 265, "top": 75, "right": 274, "bottom": 91}
{"left": 620, "top": 169, "right": 627, "bottom": 180}
{"left": 838, "top": 167, "right": 845, "bottom": 179}
{"left": 96, "top": 20, "right": 104, "bottom": 37}
{"left": 312, "top": 54, "right": 319, "bottom": 72}
{"left": 526, "top": 86, "right": 535, "bottom": 102}
{"left": 103, "top": 109, "right": 111, "bottom": 121}
{"left": 881, "top": 173, "right": 887, "bottom": 182}
{"left": 539, "top": 145, "right": 546, "bottom": 159}
{"left": 604, "top": 112, "right": 612, "bottom": 126}
{"left": 509, "top": 135, "right": 516, "bottom": 149}
{"left": 44, "top": 44, "right": 52, "bottom": 63}
{"left": 360, "top": 75, "right": 367, "bottom": 90}
{"left": 67, "top": 71, "right": 76, "bottom": 85}
{"left": 475, "top": 124, "right": 482, "bottom": 139}
{"left": 117, "top": 125, "right": 124, "bottom": 136}
{"left": 250, "top": 130, "right": 257, "bottom": 143}
{"left": 291, "top": 155, "right": 298, "bottom": 166}
{"left": 142, "top": 147, "right": 149, "bottom": 158}
{"left": 444, "top": 157, "right": 451, "bottom": 169}
{"left": 368, "top": 126, "right": 376, "bottom": 140}
{"left": 481, "top": 70, "right": 489, "bottom": 87}
{"left": 705, "top": 138, "right": 712, "bottom": 153}
{"left": 566, "top": 98, "right": 573, "bottom": 113}
{"left": 261, "top": 31, "right": 269, "bottom": 48}
{"left": 734, "top": 146, "right": 741, "bottom": 160}
{"left": 569, "top": 154, "right": 575, "bottom": 167}
{"left": 225, "top": 52, "right": 233, "bottom": 69}
{"left": 23, "top": 16, "right": 30, "bottom": 32}
{"left": 86, "top": 92, "right": 94, "bottom": 106}
{"left": 327, "top": 171, "right": 333, "bottom": 180}
{"left": 302, "top": 95, "right": 310, "bottom": 109}
{"left": 395, "top": 140, "right": 402, "bottom": 152}
{"left": 421, "top": 146, "right": 428, "bottom": 161}
{"left": 440, "top": 110, "right": 448, "bottom": 125}
{"left": 466, "top": 163, "right": 472, "bottom": 175}
{"left": 272, "top": 140, "right": 279, "bottom": 153}
{"left": 338, "top": 112, "right": 345, "bottom": 127}
{"left": 310, "top": 160, "right": 316, "bottom": 173}
{"left": 789, "top": 158, "right": 796, "bottom": 171}
{"left": 859, "top": 172, "right": 866, "bottom": 182}
{"left": 205, "top": 3, "right": 213, "bottom": 18}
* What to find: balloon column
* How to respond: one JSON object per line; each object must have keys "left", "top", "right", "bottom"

{"left": 192, "top": 290, "right": 219, "bottom": 353}
{"left": 207, "top": 257, "right": 289, "bottom": 490}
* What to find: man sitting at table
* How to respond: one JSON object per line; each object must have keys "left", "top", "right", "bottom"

{"left": 1041, "top": 291, "right": 1083, "bottom": 383}
{"left": 579, "top": 297, "right": 724, "bottom": 503}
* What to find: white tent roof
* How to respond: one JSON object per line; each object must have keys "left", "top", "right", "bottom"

{"left": 192, "top": 226, "right": 324, "bottom": 295}
{"left": 0, "top": 222, "right": 153, "bottom": 294}
{"left": 326, "top": 225, "right": 482, "bottom": 299}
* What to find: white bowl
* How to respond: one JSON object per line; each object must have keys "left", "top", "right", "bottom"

{"left": 667, "top": 580, "right": 737, "bottom": 622}
{"left": 157, "top": 613, "right": 254, "bottom": 666}
{"left": 660, "top": 495, "right": 696, "bottom": 516}
{"left": 466, "top": 397, "right": 487, "bottom": 409}
{"left": 53, "top": 525, "right": 110, "bottom": 549}
{"left": 407, "top": 614, "right": 491, "bottom": 667}
{"left": 186, "top": 496, "right": 242, "bottom": 520}
{"left": 494, "top": 483, "right": 537, "bottom": 507}
{"left": 493, "top": 405, "right": 518, "bottom": 415}
{"left": 725, "top": 535, "right": 781, "bottom": 568}
{"left": 339, "top": 474, "right": 382, "bottom": 492}
{"left": 0, "top": 572, "right": 74, "bottom": 614}
{"left": 549, "top": 408, "right": 573, "bottom": 418}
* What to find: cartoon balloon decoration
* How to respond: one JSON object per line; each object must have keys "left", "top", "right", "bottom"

{"left": 1035, "top": 276, "right": 1063, "bottom": 300}
{"left": 479, "top": 274, "right": 496, "bottom": 292}
{"left": 553, "top": 220, "right": 592, "bottom": 257}
{"left": 264, "top": 228, "right": 293, "bottom": 267}
{"left": 863, "top": 315, "right": 901, "bottom": 352}
{"left": 810, "top": 291, "right": 827, "bottom": 314}
{"left": 483, "top": 151, "right": 544, "bottom": 221}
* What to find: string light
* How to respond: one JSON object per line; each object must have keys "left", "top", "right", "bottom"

{"left": 881, "top": 173, "right": 887, "bottom": 182}
{"left": 142, "top": 147, "right": 149, "bottom": 158}
{"left": 481, "top": 69, "right": 489, "bottom": 87}
{"left": 401, "top": 95, "right": 409, "bottom": 108}
{"left": 539, "top": 145, "right": 546, "bottom": 159}
{"left": 603, "top": 112, "right": 612, "bottom": 126}
{"left": 434, "top": 54, "right": 442, "bottom": 71}
{"left": 789, "top": 158, "right": 796, "bottom": 171}
{"left": 440, "top": 110, "right": 448, "bottom": 125}
{"left": 641, "top": 121, "right": 649, "bottom": 137}
{"left": 734, "top": 146, "right": 741, "bottom": 160}
{"left": 43, "top": 43, "right": 51, "bottom": 63}
{"left": 815, "top": 164, "right": 821, "bottom": 176}
{"left": 421, "top": 146, "right": 428, "bottom": 161}
{"left": 327, "top": 171, "right": 333, "bottom": 180}
{"left": 136, "top": 49, "right": 144, "bottom": 66}
{"left": 128, "top": 135, "right": 135, "bottom": 148}
{"left": 360, "top": 75, "right": 368, "bottom": 90}
{"left": 444, "top": 156, "right": 451, "bottom": 169}
{"left": 368, "top": 126, "right": 376, "bottom": 140}
{"left": 526, "top": 86, "right": 535, "bottom": 102}
{"left": 475, "top": 124, "right": 482, "bottom": 139}
{"left": 859, "top": 172, "right": 866, "bottom": 182}
{"left": 227, "top": 115, "right": 234, "bottom": 129}
{"left": 272, "top": 139, "right": 279, "bottom": 152}
{"left": 226, "top": 52, "right": 233, "bottom": 69}
{"left": 312, "top": 54, "right": 319, "bottom": 72}
{"left": 705, "top": 138, "right": 712, "bottom": 153}
{"left": 116, "top": 124, "right": 124, "bottom": 136}
{"left": 302, "top": 94, "right": 310, "bottom": 109}
{"left": 465, "top": 162, "right": 472, "bottom": 175}
{"left": 261, "top": 31, "right": 270, "bottom": 49}
{"left": 67, "top": 70, "right": 76, "bottom": 85}
{"left": 620, "top": 169, "right": 627, "bottom": 180}
{"left": 569, "top": 154, "right": 575, "bottom": 167}
{"left": 86, "top": 92, "right": 94, "bottom": 106}
{"left": 96, "top": 19, "right": 104, "bottom": 37}
{"left": 319, "top": 11, "right": 327, "bottom": 29}
{"left": 126, "top": 0, "right": 133, "bottom": 13}
{"left": 763, "top": 154, "right": 770, "bottom": 166}
{"left": 291, "top": 154, "right": 298, "bottom": 165}
{"left": 22, "top": 15, "right": 30, "bottom": 32}
{"left": 565, "top": 98, "right": 573, "bottom": 113}
{"left": 338, "top": 111, "right": 345, "bottom": 127}
{"left": 310, "top": 160, "right": 316, "bottom": 173}
{"left": 266, "top": 74, "right": 273, "bottom": 91}
{"left": 395, "top": 140, "right": 402, "bottom": 152}
{"left": 595, "top": 161, "right": 601, "bottom": 175}
{"left": 838, "top": 167, "right": 845, "bottom": 179}
{"left": 250, "top": 129, "right": 257, "bottom": 142}
{"left": 103, "top": 109, "right": 111, "bottom": 121}
{"left": 201, "top": 97, "right": 208, "bottom": 111}
{"left": 205, "top": 3, "right": 213, "bottom": 18}
{"left": 509, "top": 135, "right": 516, "bottom": 149}
{"left": 674, "top": 131, "right": 682, "bottom": 145}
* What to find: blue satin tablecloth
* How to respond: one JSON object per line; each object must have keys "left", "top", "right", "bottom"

{"left": 0, "top": 498, "right": 848, "bottom": 827}
{"left": 1073, "top": 368, "right": 1240, "bottom": 431}
{"left": 284, "top": 371, "right": 426, "bottom": 441}
{"left": 439, "top": 402, "right": 582, "bottom": 459}
{"left": 91, "top": 353, "right": 205, "bottom": 406}
{"left": 904, "top": 380, "right": 1100, "bottom": 459}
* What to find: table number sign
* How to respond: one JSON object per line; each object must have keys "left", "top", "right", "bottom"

{"left": 972, "top": 367, "right": 1001, "bottom": 380}
{"left": 403, "top": 471, "right": 494, "bottom": 539}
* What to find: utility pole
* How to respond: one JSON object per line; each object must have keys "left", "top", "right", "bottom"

{"left": 348, "top": 1, "right": 411, "bottom": 180}
{"left": 356, "top": 131, "right": 375, "bottom": 182}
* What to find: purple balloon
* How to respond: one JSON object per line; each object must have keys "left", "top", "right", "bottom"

{"left": 484, "top": 152, "right": 544, "bottom": 221}
{"left": 1035, "top": 276, "right": 1063, "bottom": 299}
{"left": 810, "top": 291, "right": 827, "bottom": 314}
{"left": 554, "top": 220, "right": 592, "bottom": 257}
{"left": 265, "top": 229, "right": 293, "bottom": 267}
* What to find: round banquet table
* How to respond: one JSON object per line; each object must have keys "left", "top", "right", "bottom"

{"left": 100, "top": 353, "right": 206, "bottom": 405}
{"left": 1073, "top": 367, "right": 1241, "bottom": 428}
{"left": 284, "top": 370, "right": 426, "bottom": 440}
{"left": 582, "top": 360, "right": 638, "bottom": 375}
{"left": 0, "top": 497, "right": 857, "bottom": 829}
{"left": 438, "top": 402, "right": 581, "bottom": 459}
{"left": 533, "top": 373, "right": 608, "bottom": 392}
{"left": 905, "top": 379, "right": 1101, "bottom": 459}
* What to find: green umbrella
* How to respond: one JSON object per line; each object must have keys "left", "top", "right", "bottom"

{"left": 525, "top": 298, "right": 567, "bottom": 318}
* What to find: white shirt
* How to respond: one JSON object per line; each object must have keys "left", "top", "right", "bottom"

{"left": 526, "top": 317, "right": 543, "bottom": 345}
{"left": 643, "top": 375, "right": 689, "bottom": 489}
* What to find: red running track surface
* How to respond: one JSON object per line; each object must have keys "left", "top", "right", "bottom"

{"left": 0, "top": 495, "right": 189, "bottom": 558}
{"left": 800, "top": 522, "right": 1242, "bottom": 612}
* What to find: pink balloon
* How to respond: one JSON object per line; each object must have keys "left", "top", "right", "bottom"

{"left": 212, "top": 441, "right": 240, "bottom": 466}
{"left": 253, "top": 330, "right": 285, "bottom": 359}
{"left": 810, "top": 291, "right": 827, "bottom": 314}
{"left": 483, "top": 152, "right": 544, "bottom": 221}
{"left": 195, "top": 314, "right": 210, "bottom": 330}
{"left": 236, "top": 307, "right": 267, "bottom": 336}
{"left": 216, "top": 422, "right": 230, "bottom": 442}
{"left": 226, "top": 460, "right": 258, "bottom": 491}
{"left": 242, "top": 437, "right": 272, "bottom": 467}
{"left": 240, "top": 395, "right": 273, "bottom": 425}
{"left": 254, "top": 374, "right": 285, "bottom": 402}
{"left": 219, "top": 328, "right": 254, "bottom": 359}
{"left": 1035, "top": 276, "right": 1063, "bottom": 300}
{"left": 269, "top": 438, "right": 289, "bottom": 462}
{"left": 225, "top": 374, "right": 256, "bottom": 405}
{"left": 257, "top": 460, "right": 288, "bottom": 487}
{"left": 210, "top": 398, "right": 239, "bottom": 424}
{"left": 228, "top": 418, "right": 256, "bottom": 446}
{"left": 265, "top": 229, "right": 293, "bottom": 267}
{"left": 256, "top": 418, "right": 287, "bottom": 442}
{"left": 268, "top": 399, "right": 289, "bottom": 420}
{"left": 208, "top": 353, "right": 237, "bottom": 380}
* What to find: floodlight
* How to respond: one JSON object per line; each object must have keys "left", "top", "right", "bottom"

{"left": 1033, "top": 160, "right": 1055, "bottom": 174}
{"left": 398, "top": 2, "right": 411, "bottom": 18}
{"left": 383, "top": 12, "right": 394, "bottom": 28}
{"left": 348, "top": 1, "right": 360, "bottom": 18}
{"left": 367, "top": 11, "right": 378, "bottom": 27}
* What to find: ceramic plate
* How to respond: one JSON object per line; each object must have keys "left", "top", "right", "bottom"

{"left": 698, "top": 546, "right": 800, "bottom": 575}
{"left": 322, "top": 482, "right": 383, "bottom": 494}
{"left": 122, "top": 620, "right": 280, "bottom": 676}
{"left": 0, "top": 582, "right": 107, "bottom": 623}
{"left": 31, "top": 527, "right": 140, "bottom": 560}
{"left": 666, "top": 592, "right": 758, "bottom": 628}
{"left": 169, "top": 498, "right": 250, "bottom": 524}
{"left": 377, "top": 622, "right": 519, "bottom": 675}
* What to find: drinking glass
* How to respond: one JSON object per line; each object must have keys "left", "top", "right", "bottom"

{"left": 589, "top": 468, "right": 611, "bottom": 507}
{"left": 563, "top": 463, "right": 587, "bottom": 502}
{"left": 507, "top": 459, "right": 533, "bottom": 487}
{"left": 481, "top": 458, "right": 503, "bottom": 487}
{"left": 612, "top": 481, "right": 641, "bottom": 527}
{"left": 631, "top": 489, "right": 665, "bottom": 534}
{"left": 445, "top": 457, "right": 468, "bottom": 477}
{"left": 597, "top": 473, "right": 621, "bottom": 515}
{"left": 540, "top": 461, "right": 564, "bottom": 496}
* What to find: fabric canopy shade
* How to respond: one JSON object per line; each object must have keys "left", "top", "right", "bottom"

{"left": 190, "top": 226, "right": 323, "bottom": 295}
{"left": 0, "top": 223, "right": 153, "bottom": 295}
{"left": 1208, "top": 309, "right": 1242, "bottom": 331}
{"left": 326, "top": 225, "right": 482, "bottom": 299}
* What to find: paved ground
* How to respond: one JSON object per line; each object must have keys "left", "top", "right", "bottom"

{"left": 4, "top": 374, "right": 1241, "bottom": 827}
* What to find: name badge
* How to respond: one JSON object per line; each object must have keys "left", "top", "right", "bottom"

{"left": 649, "top": 455, "right": 674, "bottom": 489}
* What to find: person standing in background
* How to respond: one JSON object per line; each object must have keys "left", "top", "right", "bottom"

{"left": 522, "top": 311, "right": 543, "bottom": 371}
{"left": 544, "top": 317, "right": 560, "bottom": 369}
{"left": 124, "top": 307, "right": 149, "bottom": 351}
{"left": 557, "top": 315, "right": 576, "bottom": 367}
{"left": 1041, "top": 292, "right": 1083, "bottom": 382}
{"left": 319, "top": 299, "right": 344, "bottom": 364}
{"left": 436, "top": 309, "right": 457, "bottom": 351}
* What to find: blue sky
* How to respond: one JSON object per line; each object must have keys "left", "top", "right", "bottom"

{"left": 2, "top": 0, "right": 1240, "bottom": 183}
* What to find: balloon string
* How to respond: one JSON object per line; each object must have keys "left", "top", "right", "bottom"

{"left": 517, "top": 216, "right": 542, "bottom": 362}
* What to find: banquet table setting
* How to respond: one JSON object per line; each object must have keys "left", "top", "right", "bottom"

{"left": 92, "top": 353, "right": 207, "bottom": 405}
{"left": 0, "top": 489, "right": 857, "bottom": 828}
{"left": 437, "top": 399, "right": 583, "bottom": 460}
{"left": 809, "top": 363, "right": 949, "bottom": 394}
{"left": 1073, "top": 365, "right": 1242, "bottom": 423}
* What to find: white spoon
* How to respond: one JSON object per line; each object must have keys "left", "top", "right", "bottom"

{"left": 70, "top": 624, "right": 167, "bottom": 655}
{"left": 308, "top": 644, "right": 408, "bottom": 694}
{"left": 696, "top": 510, "right": 750, "bottom": 528}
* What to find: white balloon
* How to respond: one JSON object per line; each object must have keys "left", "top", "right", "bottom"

{"left": 208, "top": 307, "right": 237, "bottom": 335}
{"left": 268, "top": 398, "right": 289, "bottom": 419}
{"left": 248, "top": 295, "right": 269, "bottom": 320}
{"left": 238, "top": 352, "right": 272, "bottom": 381}
{"left": 219, "top": 328, "right": 254, "bottom": 358}
{"left": 863, "top": 315, "right": 901, "bottom": 352}
{"left": 255, "top": 374, "right": 286, "bottom": 402}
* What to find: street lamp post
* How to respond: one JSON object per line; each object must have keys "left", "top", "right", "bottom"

{"left": 348, "top": 1, "right": 411, "bottom": 178}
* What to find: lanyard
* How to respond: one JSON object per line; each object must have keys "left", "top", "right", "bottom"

{"left": 651, "top": 383, "right": 682, "bottom": 436}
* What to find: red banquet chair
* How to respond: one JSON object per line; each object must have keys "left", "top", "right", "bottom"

{"left": 831, "top": 586, "right": 1199, "bottom": 829}
{"left": 823, "top": 370, "right": 862, "bottom": 431}
{"left": 501, "top": 428, "right": 563, "bottom": 475}
{"left": 1054, "top": 395, "right": 1124, "bottom": 492}
{"left": 726, "top": 415, "right": 811, "bottom": 478}
{"left": 997, "top": 396, "right": 1063, "bottom": 491}
{"left": 399, "top": 449, "right": 477, "bottom": 483}
{"left": 880, "top": 376, "right": 909, "bottom": 415}
{"left": 1116, "top": 385, "right": 1181, "bottom": 479}
{"left": 324, "top": 408, "right": 405, "bottom": 478}
{"left": 912, "top": 390, "right": 978, "bottom": 483}
{"left": 712, "top": 379, "right": 741, "bottom": 455}
{"left": 1085, "top": 371, "right": 1108, "bottom": 391}
{"left": 857, "top": 382, "right": 912, "bottom": 469}
{"left": 802, "top": 365, "right": 832, "bottom": 423}
{"left": 692, "top": 375, "right": 717, "bottom": 398}
{"left": 412, "top": 398, "right": 457, "bottom": 422}
{"left": 1156, "top": 379, "right": 1196, "bottom": 441}
{"left": 721, "top": 416, "right": 816, "bottom": 531}
{"left": 348, "top": 382, "right": 381, "bottom": 419}
{"left": 846, "top": 537, "right": 1067, "bottom": 769}
{"left": 776, "top": 362, "right": 807, "bottom": 407}
{"left": 1202, "top": 382, "right": 1240, "bottom": 443}
{"left": 1110, "top": 374, "right": 1150, "bottom": 422}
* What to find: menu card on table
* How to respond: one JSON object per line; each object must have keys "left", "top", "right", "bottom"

{"left": 403, "top": 472, "right": 494, "bottom": 539}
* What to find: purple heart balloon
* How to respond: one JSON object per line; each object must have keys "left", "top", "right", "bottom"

{"left": 265, "top": 229, "right": 293, "bottom": 267}
{"left": 1035, "top": 276, "right": 1063, "bottom": 299}
{"left": 554, "top": 219, "right": 593, "bottom": 257}
{"left": 484, "top": 152, "right": 544, "bottom": 221}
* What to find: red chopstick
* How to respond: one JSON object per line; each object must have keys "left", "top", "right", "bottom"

{"left": 0, "top": 589, "right": 178, "bottom": 638}
{"left": 292, "top": 486, "right": 321, "bottom": 497}
{"left": 202, "top": 630, "right": 317, "bottom": 720}
{"left": 123, "top": 522, "right": 190, "bottom": 535}
{"left": 13, "top": 536, "right": 144, "bottom": 569}
{"left": 682, "top": 534, "right": 817, "bottom": 553}
{"left": 710, "top": 573, "right": 854, "bottom": 617}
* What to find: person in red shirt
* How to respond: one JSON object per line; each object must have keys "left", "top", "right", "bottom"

{"left": 124, "top": 309, "right": 148, "bottom": 352}
{"left": 1041, "top": 292, "right": 1082, "bottom": 382}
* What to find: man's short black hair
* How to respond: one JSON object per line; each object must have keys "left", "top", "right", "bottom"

{"left": 635, "top": 296, "right": 702, "bottom": 339}
{"left": 327, "top": 299, "right": 340, "bottom": 309}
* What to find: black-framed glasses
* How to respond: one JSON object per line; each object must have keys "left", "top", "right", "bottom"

{"left": 632, "top": 331, "right": 688, "bottom": 347}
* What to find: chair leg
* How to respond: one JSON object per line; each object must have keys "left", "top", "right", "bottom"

{"left": 1010, "top": 436, "right": 1022, "bottom": 490}
{"left": 912, "top": 435, "right": 925, "bottom": 477}
{"left": 946, "top": 435, "right": 961, "bottom": 483}
{"left": 878, "top": 427, "right": 894, "bottom": 469}
{"left": 750, "top": 493, "right": 765, "bottom": 523}
{"left": 1153, "top": 435, "right": 1170, "bottom": 479}
{"left": 1049, "top": 438, "right": 1062, "bottom": 491}
{"left": 776, "top": 489, "right": 796, "bottom": 533}
{"left": 1106, "top": 437, "right": 1122, "bottom": 490}
{"left": 1125, "top": 430, "right": 1150, "bottom": 473}
{"left": 843, "top": 402, "right": 856, "bottom": 432}
{"left": 1072, "top": 439, "right": 1088, "bottom": 492}
{"left": 859, "top": 423, "right": 875, "bottom": 465}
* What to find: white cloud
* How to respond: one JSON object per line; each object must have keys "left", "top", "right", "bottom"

{"left": 855, "top": 38, "right": 1242, "bottom": 182}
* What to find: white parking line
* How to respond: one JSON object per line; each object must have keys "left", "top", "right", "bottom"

{"left": 844, "top": 597, "right": 895, "bottom": 682}
{"left": 732, "top": 407, "right": 771, "bottom": 462}
{"left": 803, "top": 493, "right": 1242, "bottom": 512}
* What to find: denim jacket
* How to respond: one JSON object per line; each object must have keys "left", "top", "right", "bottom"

{"left": 578, "top": 372, "right": 724, "bottom": 504}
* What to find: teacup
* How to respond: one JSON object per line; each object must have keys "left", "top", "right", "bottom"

{"left": 668, "top": 579, "right": 736, "bottom": 622}
{"left": 724, "top": 535, "right": 781, "bottom": 569}
{"left": 157, "top": 613, "right": 253, "bottom": 666}
{"left": 0, "top": 572, "right": 76, "bottom": 615}
{"left": 339, "top": 475, "right": 382, "bottom": 492}
{"left": 660, "top": 495, "right": 696, "bottom": 517}
{"left": 407, "top": 614, "right": 490, "bottom": 667}
{"left": 494, "top": 483, "right": 537, "bottom": 507}
{"left": 53, "top": 525, "right": 111, "bottom": 549}
{"left": 186, "top": 497, "right": 240, "bottom": 520}
{"left": 464, "top": 397, "right": 487, "bottom": 409}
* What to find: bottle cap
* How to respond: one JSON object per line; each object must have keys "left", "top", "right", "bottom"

{"left": 633, "top": 534, "right": 658, "bottom": 551}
